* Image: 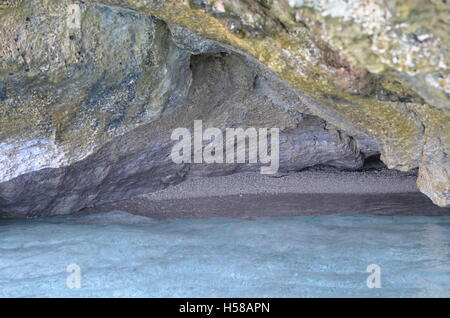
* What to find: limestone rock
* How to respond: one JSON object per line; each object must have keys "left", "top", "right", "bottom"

{"left": 0, "top": 52, "right": 369, "bottom": 217}
{"left": 0, "top": 0, "right": 449, "bottom": 216}
{"left": 0, "top": 0, "right": 191, "bottom": 183}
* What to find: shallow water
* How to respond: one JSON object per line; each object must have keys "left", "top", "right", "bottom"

{"left": 0, "top": 211, "right": 449, "bottom": 297}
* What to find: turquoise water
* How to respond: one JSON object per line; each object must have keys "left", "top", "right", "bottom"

{"left": 0, "top": 211, "right": 449, "bottom": 297}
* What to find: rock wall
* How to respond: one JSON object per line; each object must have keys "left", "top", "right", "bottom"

{"left": 0, "top": 0, "right": 448, "bottom": 217}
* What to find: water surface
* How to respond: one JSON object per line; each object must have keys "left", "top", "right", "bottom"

{"left": 0, "top": 211, "right": 449, "bottom": 297}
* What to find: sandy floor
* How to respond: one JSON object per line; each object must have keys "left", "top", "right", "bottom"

{"left": 80, "top": 168, "right": 450, "bottom": 218}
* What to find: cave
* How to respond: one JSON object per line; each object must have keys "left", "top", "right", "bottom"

{"left": 0, "top": 0, "right": 449, "bottom": 299}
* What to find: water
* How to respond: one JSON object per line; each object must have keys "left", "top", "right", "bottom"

{"left": 0, "top": 211, "right": 449, "bottom": 297}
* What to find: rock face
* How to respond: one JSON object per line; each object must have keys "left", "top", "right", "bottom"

{"left": 0, "top": 1, "right": 191, "bottom": 183}
{"left": 0, "top": 0, "right": 448, "bottom": 216}
{"left": 0, "top": 51, "right": 370, "bottom": 217}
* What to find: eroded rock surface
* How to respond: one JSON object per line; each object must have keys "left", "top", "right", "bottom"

{"left": 0, "top": 0, "right": 448, "bottom": 216}
{"left": 0, "top": 1, "right": 191, "bottom": 183}
{"left": 0, "top": 52, "right": 371, "bottom": 217}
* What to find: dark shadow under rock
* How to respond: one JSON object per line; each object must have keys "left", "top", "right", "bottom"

{"left": 79, "top": 193, "right": 450, "bottom": 219}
